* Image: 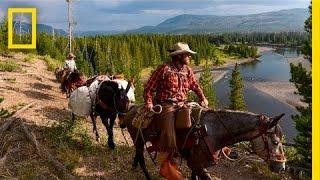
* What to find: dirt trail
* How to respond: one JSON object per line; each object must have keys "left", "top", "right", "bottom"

{"left": 0, "top": 53, "right": 292, "bottom": 179}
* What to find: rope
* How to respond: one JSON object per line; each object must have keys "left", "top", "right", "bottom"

{"left": 179, "top": 105, "right": 203, "bottom": 167}
{"left": 138, "top": 128, "right": 157, "bottom": 166}
{"left": 121, "top": 128, "right": 130, "bottom": 146}
{"left": 221, "top": 148, "right": 245, "bottom": 162}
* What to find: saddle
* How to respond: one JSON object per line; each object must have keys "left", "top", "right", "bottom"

{"left": 133, "top": 103, "right": 223, "bottom": 165}
{"left": 175, "top": 103, "right": 203, "bottom": 129}
{"left": 86, "top": 75, "right": 110, "bottom": 87}
{"left": 132, "top": 105, "right": 162, "bottom": 129}
{"left": 132, "top": 102, "right": 203, "bottom": 130}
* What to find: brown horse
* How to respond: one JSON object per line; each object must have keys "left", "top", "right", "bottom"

{"left": 54, "top": 67, "right": 65, "bottom": 83}
{"left": 119, "top": 106, "right": 286, "bottom": 180}
{"left": 56, "top": 69, "right": 86, "bottom": 97}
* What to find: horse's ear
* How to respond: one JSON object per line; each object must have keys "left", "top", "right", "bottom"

{"left": 131, "top": 78, "right": 136, "bottom": 86}
{"left": 125, "top": 80, "right": 132, "bottom": 93}
{"left": 268, "top": 113, "right": 285, "bottom": 129}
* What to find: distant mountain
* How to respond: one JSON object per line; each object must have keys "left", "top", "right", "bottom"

{"left": 74, "top": 30, "right": 122, "bottom": 36}
{"left": 13, "top": 22, "right": 67, "bottom": 36}
{"left": 127, "top": 8, "right": 308, "bottom": 34}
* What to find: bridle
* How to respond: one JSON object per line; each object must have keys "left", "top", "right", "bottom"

{"left": 98, "top": 89, "right": 129, "bottom": 115}
{"left": 259, "top": 129, "right": 287, "bottom": 163}
{"left": 198, "top": 112, "right": 286, "bottom": 163}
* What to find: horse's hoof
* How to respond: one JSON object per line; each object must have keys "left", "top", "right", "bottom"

{"left": 108, "top": 141, "right": 116, "bottom": 149}
{"left": 131, "top": 164, "right": 138, "bottom": 169}
{"left": 96, "top": 137, "right": 101, "bottom": 143}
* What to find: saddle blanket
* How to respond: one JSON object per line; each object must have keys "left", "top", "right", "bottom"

{"left": 69, "top": 86, "right": 92, "bottom": 116}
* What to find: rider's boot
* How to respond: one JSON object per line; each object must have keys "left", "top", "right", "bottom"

{"left": 159, "top": 152, "right": 184, "bottom": 180}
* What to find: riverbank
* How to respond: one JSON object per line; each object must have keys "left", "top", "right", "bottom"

{"left": 287, "top": 55, "right": 311, "bottom": 71}
{"left": 193, "top": 57, "right": 256, "bottom": 83}
{"left": 194, "top": 46, "right": 275, "bottom": 83}
{"left": 252, "top": 81, "right": 307, "bottom": 108}
{"left": 142, "top": 46, "right": 273, "bottom": 83}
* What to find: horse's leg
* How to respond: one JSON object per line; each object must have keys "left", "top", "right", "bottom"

{"left": 136, "top": 138, "right": 151, "bottom": 180}
{"left": 191, "top": 171, "right": 198, "bottom": 180}
{"left": 106, "top": 113, "right": 117, "bottom": 149}
{"left": 132, "top": 153, "right": 139, "bottom": 168}
{"left": 71, "top": 112, "right": 75, "bottom": 122}
{"left": 90, "top": 113, "right": 100, "bottom": 142}
{"left": 186, "top": 153, "right": 212, "bottom": 180}
{"left": 100, "top": 114, "right": 115, "bottom": 149}
{"left": 191, "top": 168, "right": 212, "bottom": 180}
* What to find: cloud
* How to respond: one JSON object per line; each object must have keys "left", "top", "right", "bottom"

{"left": 141, "top": 9, "right": 184, "bottom": 15}
{"left": 0, "top": 0, "right": 310, "bottom": 31}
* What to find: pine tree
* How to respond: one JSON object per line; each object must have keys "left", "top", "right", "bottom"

{"left": 229, "top": 64, "right": 246, "bottom": 110}
{"left": 289, "top": 2, "right": 312, "bottom": 175}
{"left": 199, "top": 61, "right": 217, "bottom": 109}
{"left": 0, "top": 17, "right": 8, "bottom": 52}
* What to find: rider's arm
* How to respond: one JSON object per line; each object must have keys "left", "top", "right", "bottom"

{"left": 188, "top": 67, "right": 206, "bottom": 101}
{"left": 72, "top": 60, "right": 77, "bottom": 70}
{"left": 144, "top": 64, "right": 166, "bottom": 107}
{"left": 63, "top": 60, "right": 69, "bottom": 69}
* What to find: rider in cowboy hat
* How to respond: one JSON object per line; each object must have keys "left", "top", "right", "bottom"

{"left": 64, "top": 52, "right": 77, "bottom": 73}
{"left": 60, "top": 53, "right": 78, "bottom": 92}
{"left": 144, "top": 42, "right": 208, "bottom": 179}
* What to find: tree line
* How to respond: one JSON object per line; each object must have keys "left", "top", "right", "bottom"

{"left": 209, "top": 32, "right": 307, "bottom": 46}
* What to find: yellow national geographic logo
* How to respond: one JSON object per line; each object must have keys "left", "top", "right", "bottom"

{"left": 8, "top": 8, "right": 37, "bottom": 49}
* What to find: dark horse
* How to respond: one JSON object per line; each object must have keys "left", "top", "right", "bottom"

{"left": 89, "top": 80, "right": 132, "bottom": 149}
{"left": 119, "top": 106, "right": 286, "bottom": 179}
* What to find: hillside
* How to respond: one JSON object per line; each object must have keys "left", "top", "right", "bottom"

{"left": 13, "top": 22, "right": 67, "bottom": 36}
{"left": 0, "top": 53, "right": 292, "bottom": 179}
{"left": 128, "top": 8, "right": 308, "bottom": 34}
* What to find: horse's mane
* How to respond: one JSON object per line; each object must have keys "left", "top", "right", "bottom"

{"left": 206, "top": 109, "right": 258, "bottom": 116}
{"left": 98, "top": 81, "right": 121, "bottom": 105}
{"left": 99, "top": 80, "right": 120, "bottom": 93}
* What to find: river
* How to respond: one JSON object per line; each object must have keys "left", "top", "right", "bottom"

{"left": 214, "top": 48, "right": 300, "bottom": 143}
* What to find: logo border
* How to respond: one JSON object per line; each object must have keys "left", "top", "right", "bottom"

{"left": 8, "top": 8, "right": 37, "bottom": 49}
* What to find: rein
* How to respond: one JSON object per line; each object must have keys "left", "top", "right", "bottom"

{"left": 260, "top": 132, "right": 286, "bottom": 163}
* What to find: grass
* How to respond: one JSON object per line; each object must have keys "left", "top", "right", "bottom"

{"left": 0, "top": 97, "right": 13, "bottom": 118}
{"left": 45, "top": 118, "right": 94, "bottom": 152}
{"left": 250, "top": 162, "right": 282, "bottom": 180}
{"left": 140, "top": 67, "right": 154, "bottom": 77}
{"left": 44, "top": 117, "right": 97, "bottom": 172}
{"left": 43, "top": 116, "right": 163, "bottom": 178}
{"left": 40, "top": 55, "right": 62, "bottom": 71}
{"left": 0, "top": 60, "right": 21, "bottom": 72}
{"left": 2, "top": 77, "right": 16, "bottom": 83}
{"left": 9, "top": 103, "right": 27, "bottom": 112}
{"left": 23, "top": 53, "right": 37, "bottom": 63}
{"left": 57, "top": 148, "right": 83, "bottom": 171}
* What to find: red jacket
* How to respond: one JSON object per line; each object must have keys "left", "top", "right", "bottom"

{"left": 144, "top": 62, "right": 205, "bottom": 106}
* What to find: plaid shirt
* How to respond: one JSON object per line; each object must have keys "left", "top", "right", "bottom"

{"left": 144, "top": 62, "right": 205, "bottom": 106}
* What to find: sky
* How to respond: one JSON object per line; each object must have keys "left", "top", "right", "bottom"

{"left": 0, "top": 0, "right": 310, "bottom": 32}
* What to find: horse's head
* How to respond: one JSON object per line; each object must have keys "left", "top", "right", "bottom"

{"left": 116, "top": 80, "right": 133, "bottom": 113}
{"left": 55, "top": 68, "right": 64, "bottom": 82}
{"left": 98, "top": 80, "right": 133, "bottom": 114}
{"left": 250, "top": 114, "right": 286, "bottom": 173}
{"left": 112, "top": 79, "right": 136, "bottom": 103}
{"left": 200, "top": 110, "right": 285, "bottom": 172}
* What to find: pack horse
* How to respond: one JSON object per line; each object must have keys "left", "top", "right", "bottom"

{"left": 69, "top": 77, "right": 135, "bottom": 149}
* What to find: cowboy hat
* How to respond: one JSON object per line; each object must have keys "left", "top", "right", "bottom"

{"left": 67, "top": 53, "right": 76, "bottom": 59}
{"left": 169, "top": 42, "right": 196, "bottom": 56}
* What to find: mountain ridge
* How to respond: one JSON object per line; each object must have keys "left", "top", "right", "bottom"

{"left": 11, "top": 8, "right": 308, "bottom": 36}
{"left": 127, "top": 8, "right": 308, "bottom": 34}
